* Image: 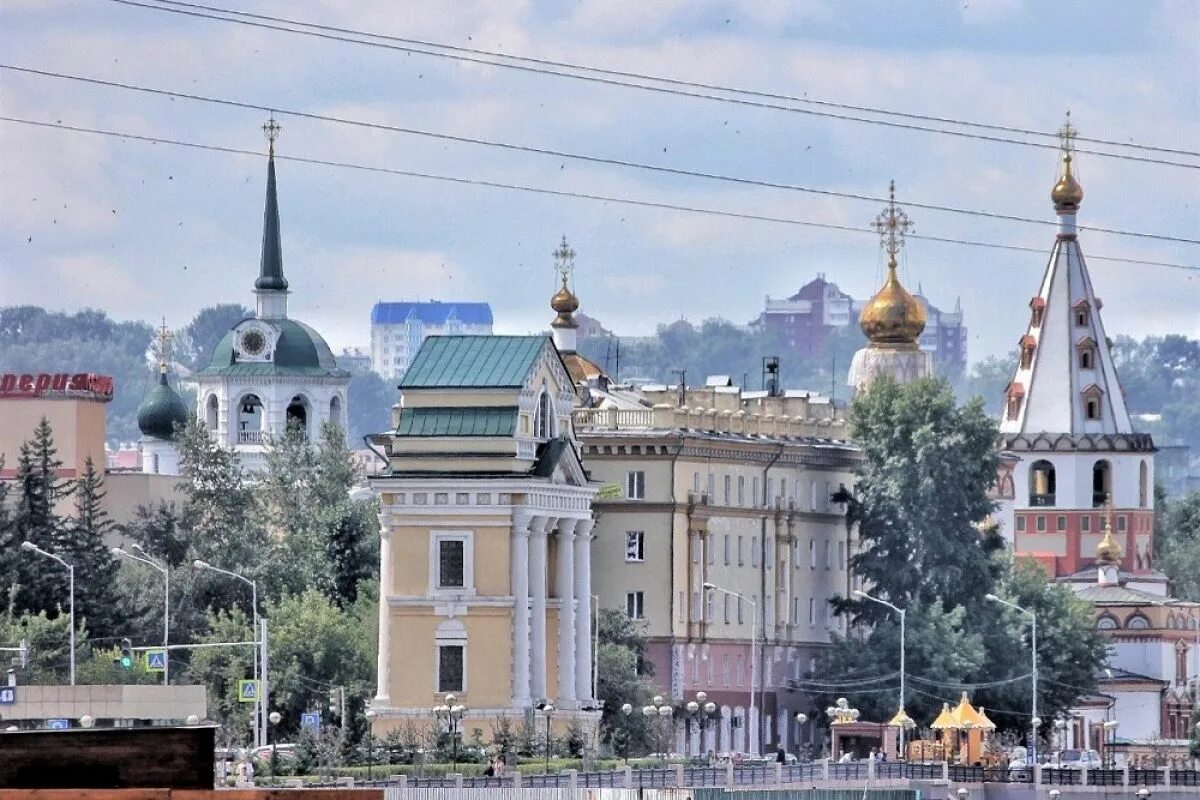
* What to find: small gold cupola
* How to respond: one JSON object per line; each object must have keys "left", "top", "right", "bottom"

{"left": 1096, "top": 529, "right": 1123, "bottom": 565}
{"left": 859, "top": 181, "right": 926, "bottom": 349}
{"left": 1051, "top": 111, "right": 1084, "bottom": 214}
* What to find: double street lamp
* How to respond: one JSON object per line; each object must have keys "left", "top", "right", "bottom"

{"left": 642, "top": 695, "right": 674, "bottom": 757}
{"left": 986, "top": 594, "right": 1038, "bottom": 759}
{"left": 434, "top": 694, "right": 466, "bottom": 771}
{"left": 112, "top": 545, "right": 169, "bottom": 685}
{"left": 1102, "top": 719, "right": 1119, "bottom": 769}
{"left": 19, "top": 542, "right": 74, "bottom": 685}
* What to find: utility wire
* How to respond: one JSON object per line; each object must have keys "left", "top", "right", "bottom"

{"left": 125, "top": 0, "right": 1199, "bottom": 160}
{"left": 6, "top": 64, "right": 1194, "bottom": 246}
{"left": 102, "top": 0, "right": 1200, "bottom": 171}
{"left": 4, "top": 115, "right": 1196, "bottom": 274}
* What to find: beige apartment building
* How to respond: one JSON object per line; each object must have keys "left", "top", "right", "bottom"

{"left": 575, "top": 385, "right": 859, "bottom": 756}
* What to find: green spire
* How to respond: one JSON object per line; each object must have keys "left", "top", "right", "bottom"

{"left": 255, "top": 147, "right": 288, "bottom": 292}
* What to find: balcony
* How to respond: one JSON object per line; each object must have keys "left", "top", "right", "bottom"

{"left": 237, "top": 431, "right": 263, "bottom": 444}
{"left": 1029, "top": 493, "right": 1056, "bottom": 507}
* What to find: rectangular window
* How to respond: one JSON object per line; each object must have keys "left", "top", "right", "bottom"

{"left": 824, "top": 481, "right": 832, "bottom": 511}
{"left": 736, "top": 658, "right": 744, "bottom": 687}
{"left": 724, "top": 594, "right": 731, "bottom": 624}
{"left": 738, "top": 476, "right": 745, "bottom": 505}
{"left": 767, "top": 478, "right": 774, "bottom": 506}
{"left": 1057, "top": 515, "right": 1067, "bottom": 532}
{"left": 737, "top": 596, "right": 744, "bottom": 624}
{"left": 707, "top": 473, "right": 715, "bottom": 498}
{"left": 751, "top": 536, "right": 759, "bottom": 568}
{"left": 1118, "top": 515, "right": 1127, "bottom": 532}
{"left": 838, "top": 541, "right": 846, "bottom": 570}
{"left": 1017, "top": 516, "right": 1027, "bottom": 532}
{"left": 752, "top": 477, "right": 759, "bottom": 507}
{"left": 780, "top": 479, "right": 787, "bottom": 504}
{"left": 724, "top": 535, "right": 731, "bottom": 566}
{"left": 825, "top": 540, "right": 832, "bottom": 569}
{"left": 625, "top": 531, "right": 645, "bottom": 562}
{"left": 808, "top": 597, "right": 815, "bottom": 626}
{"left": 438, "top": 540, "right": 465, "bottom": 588}
{"left": 1036, "top": 515, "right": 1047, "bottom": 532}
{"left": 626, "top": 471, "right": 646, "bottom": 500}
{"left": 705, "top": 591, "right": 714, "bottom": 622}
{"left": 626, "top": 591, "right": 645, "bottom": 620}
{"left": 437, "top": 645, "right": 464, "bottom": 693}
{"left": 792, "top": 597, "right": 799, "bottom": 625}
{"left": 722, "top": 655, "right": 731, "bottom": 686}
{"left": 706, "top": 535, "right": 714, "bottom": 565}
{"left": 678, "top": 592, "right": 684, "bottom": 622}
{"left": 693, "top": 472, "right": 700, "bottom": 494}
{"left": 724, "top": 476, "right": 732, "bottom": 505}
{"left": 809, "top": 540, "right": 816, "bottom": 569}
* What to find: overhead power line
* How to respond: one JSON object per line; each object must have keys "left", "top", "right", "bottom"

{"left": 8, "top": 65, "right": 1195, "bottom": 247}
{"left": 4, "top": 115, "right": 1196, "bottom": 274}
{"left": 127, "top": 0, "right": 1199, "bottom": 160}
{"left": 102, "top": 0, "right": 1200, "bottom": 171}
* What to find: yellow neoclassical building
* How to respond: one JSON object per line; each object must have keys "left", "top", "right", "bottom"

{"left": 367, "top": 332, "right": 600, "bottom": 736}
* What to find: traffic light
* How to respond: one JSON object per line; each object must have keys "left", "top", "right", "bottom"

{"left": 328, "top": 687, "right": 342, "bottom": 718}
{"left": 117, "top": 638, "right": 134, "bottom": 669}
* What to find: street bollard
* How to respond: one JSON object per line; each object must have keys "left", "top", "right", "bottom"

{"left": 726, "top": 761, "right": 735, "bottom": 787}
{"left": 675, "top": 764, "right": 684, "bottom": 787}
{"left": 512, "top": 770, "right": 522, "bottom": 788}
{"left": 1122, "top": 766, "right": 1129, "bottom": 787}
{"left": 398, "top": 774, "right": 408, "bottom": 789}
{"left": 1080, "top": 766, "right": 1088, "bottom": 787}
{"left": 868, "top": 757, "right": 875, "bottom": 782}
{"left": 823, "top": 758, "right": 830, "bottom": 781}
{"left": 775, "top": 762, "right": 783, "bottom": 785}
{"left": 623, "top": 765, "right": 633, "bottom": 788}
{"left": 1033, "top": 764, "right": 1042, "bottom": 787}
{"left": 567, "top": 769, "right": 578, "bottom": 789}
{"left": 942, "top": 761, "right": 949, "bottom": 782}
{"left": 453, "top": 773, "right": 463, "bottom": 790}
{"left": 1164, "top": 766, "right": 1172, "bottom": 787}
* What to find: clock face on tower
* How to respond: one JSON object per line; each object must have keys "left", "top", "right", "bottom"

{"left": 233, "top": 322, "right": 276, "bottom": 362}
{"left": 239, "top": 329, "right": 266, "bottom": 356}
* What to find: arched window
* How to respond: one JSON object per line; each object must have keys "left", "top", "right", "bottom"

{"left": 329, "top": 395, "right": 343, "bottom": 430}
{"left": 286, "top": 395, "right": 310, "bottom": 440}
{"left": 1139, "top": 460, "right": 1149, "bottom": 508}
{"left": 1126, "top": 615, "right": 1150, "bottom": 630}
{"left": 1030, "top": 460, "right": 1056, "bottom": 507}
{"left": 205, "top": 394, "right": 219, "bottom": 429}
{"left": 534, "top": 389, "right": 554, "bottom": 439}
{"left": 1093, "top": 460, "right": 1112, "bottom": 508}
{"left": 237, "top": 394, "right": 264, "bottom": 444}
{"left": 1096, "top": 615, "right": 1118, "bottom": 630}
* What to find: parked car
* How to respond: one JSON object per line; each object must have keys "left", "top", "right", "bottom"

{"left": 252, "top": 743, "right": 298, "bottom": 764}
{"left": 1052, "top": 749, "right": 1102, "bottom": 769}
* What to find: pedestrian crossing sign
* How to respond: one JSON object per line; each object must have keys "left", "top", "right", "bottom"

{"left": 145, "top": 649, "right": 167, "bottom": 672}
{"left": 238, "top": 679, "right": 260, "bottom": 703}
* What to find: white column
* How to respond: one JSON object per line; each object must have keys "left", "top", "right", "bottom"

{"left": 556, "top": 518, "right": 579, "bottom": 707}
{"left": 374, "top": 511, "right": 393, "bottom": 705}
{"left": 511, "top": 512, "right": 533, "bottom": 706}
{"left": 574, "top": 518, "right": 595, "bottom": 703}
{"left": 529, "top": 516, "right": 551, "bottom": 701}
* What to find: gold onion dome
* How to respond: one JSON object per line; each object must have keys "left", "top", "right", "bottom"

{"left": 1096, "top": 529, "right": 1123, "bottom": 565}
{"left": 1051, "top": 151, "right": 1084, "bottom": 212}
{"left": 550, "top": 276, "right": 579, "bottom": 327}
{"left": 859, "top": 260, "right": 926, "bottom": 347}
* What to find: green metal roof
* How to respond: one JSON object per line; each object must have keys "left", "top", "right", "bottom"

{"left": 399, "top": 336, "right": 550, "bottom": 389}
{"left": 396, "top": 406, "right": 517, "bottom": 437}
{"left": 197, "top": 318, "right": 348, "bottom": 378}
{"left": 137, "top": 371, "right": 189, "bottom": 440}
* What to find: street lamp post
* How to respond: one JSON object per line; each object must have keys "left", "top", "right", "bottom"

{"left": 986, "top": 594, "right": 1038, "bottom": 759}
{"left": 826, "top": 698, "right": 859, "bottom": 761}
{"left": 19, "top": 542, "right": 74, "bottom": 685}
{"left": 683, "top": 691, "right": 718, "bottom": 757}
{"left": 434, "top": 694, "right": 466, "bottom": 772}
{"left": 112, "top": 545, "right": 169, "bottom": 686}
{"left": 854, "top": 590, "right": 908, "bottom": 756}
{"left": 268, "top": 710, "right": 282, "bottom": 777}
{"left": 365, "top": 709, "right": 377, "bottom": 781}
{"left": 795, "top": 712, "right": 808, "bottom": 759}
{"left": 194, "top": 560, "right": 261, "bottom": 746}
{"left": 643, "top": 695, "right": 674, "bottom": 758}
{"left": 620, "top": 703, "right": 633, "bottom": 763}
{"left": 541, "top": 702, "right": 555, "bottom": 773}
{"left": 704, "top": 582, "right": 758, "bottom": 755}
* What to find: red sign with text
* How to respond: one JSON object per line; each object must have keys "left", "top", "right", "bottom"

{"left": 0, "top": 373, "right": 115, "bottom": 401}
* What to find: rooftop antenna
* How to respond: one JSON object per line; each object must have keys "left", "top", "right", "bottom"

{"left": 762, "top": 356, "right": 780, "bottom": 397}
{"left": 671, "top": 369, "right": 687, "bottom": 407}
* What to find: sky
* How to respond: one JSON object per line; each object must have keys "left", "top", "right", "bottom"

{"left": 1, "top": 0, "right": 1197, "bottom": 366}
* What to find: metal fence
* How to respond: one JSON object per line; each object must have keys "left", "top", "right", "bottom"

{"left": 335, "top": 763, "right": 1200, "bottom": 793}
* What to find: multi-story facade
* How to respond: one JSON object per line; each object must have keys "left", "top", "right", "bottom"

{"left": 913, "top": 291, "right": 967, "bottom": 381}
{"left": 575, "top": 388, "right": 857, "bottom": 756}
{"left": 761, "top": 274, "right": 854, "bottom": 359}
{"left": 367, "top": 333, "right": 600, "bottom": 738}
{"left": 370, "top": 301, "right": 494, "bottom": 380}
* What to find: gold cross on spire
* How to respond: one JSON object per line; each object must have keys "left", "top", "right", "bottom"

{"left": 1058, "top": 110, "right": 1077, "bottom": 157}
{"left": 263, "top": 113, "right": 282, "bottom": 156}
{"left": 870, "top": 180, "right": 913, "bottom": 267}
{"left": 553, "top": 235, "right": 576, "bottom": 288}
{"left": 156, "top": 317, "right": 174, "bottom": 374}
